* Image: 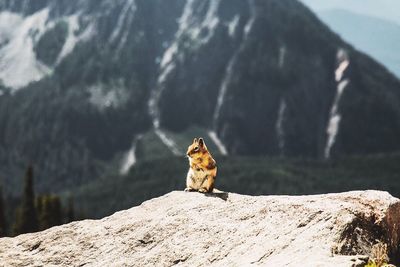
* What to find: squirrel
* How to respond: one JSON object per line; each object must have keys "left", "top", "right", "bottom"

{"left": 185, "top": 137, "right": 217, "bottom": 193}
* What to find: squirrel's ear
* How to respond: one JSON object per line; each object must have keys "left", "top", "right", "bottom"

{"left": 198, "top": 138, "right": 204, "bottom": 147}
{"left": 193, "top": 138, "right": 198, "bottom": 143}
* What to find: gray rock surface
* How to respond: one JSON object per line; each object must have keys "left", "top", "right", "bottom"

{"left": 0, "top": 190, "right": 399, "bottom": 266}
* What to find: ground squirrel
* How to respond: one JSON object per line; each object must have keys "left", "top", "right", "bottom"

{"left": 185, "top": 137, "right": 217, "bottom": 193}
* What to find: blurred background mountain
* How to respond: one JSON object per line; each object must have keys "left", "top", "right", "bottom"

{"left": 301, "top": 0, "right": 400, "bottom": 24}
{"left": 301, "top": 0, "right": 400, "bottom": 77}
{"left": 0, "top": 0, "right": 399, "bottom": 232}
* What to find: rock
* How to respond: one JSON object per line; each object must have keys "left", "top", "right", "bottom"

{"left": 0, "top": 190, "right": 399, "bottom": 266}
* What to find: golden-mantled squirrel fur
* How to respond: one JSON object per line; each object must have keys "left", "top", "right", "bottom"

{"left": 185, "top": 137, "right": 217, "bottom": 193}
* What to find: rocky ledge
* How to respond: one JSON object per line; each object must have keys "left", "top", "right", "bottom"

{"left": 0, "top": 190, "right": 399, "bottom": 266}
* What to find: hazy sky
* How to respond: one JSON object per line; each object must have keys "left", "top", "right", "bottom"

{"left": 300, "top": 0, "right": 400, "bottom": 25}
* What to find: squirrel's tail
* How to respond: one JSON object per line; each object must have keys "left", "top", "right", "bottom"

{"left": 212, "top": 188, "right": 224, "bottom": 193}
{"left": 211, "top": 188, "right": 228, "bottom": 201}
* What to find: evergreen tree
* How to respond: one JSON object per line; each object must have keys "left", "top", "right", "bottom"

{"left": 50, "top": 195, "right": 62, "bottom": 227}
{"left": 66, "top": 196, "right": 75, "bottom": 223}
{"left": 0, "top": 186, "right": 6, "bottom": 237}
{"left": 38, "top": 195, "right": 63, "bottom": 230}
{"left": 13, "top": 165, "right": 39, "bottom": 235}
{"left": 36, "top": 195, "right": 45, "bottom": 231}
{"left": 36, "top": 195, "right": 44, "bottom": 217}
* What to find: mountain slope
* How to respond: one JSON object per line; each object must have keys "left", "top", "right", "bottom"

{"left": 0, "top": 0, "right": 399, "bottom": 194}
{"left": 1, "top": 191, "right": 399, "bottom": 266}
{"left": 317, "top": 9, "right": 400, "bottom": 78}
{"left": 0, "top": 0, "right": 184, "bottom": 194}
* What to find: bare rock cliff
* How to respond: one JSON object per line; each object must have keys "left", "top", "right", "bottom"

{"left": 0, "top": 190, "right": 399, "bottom": 266}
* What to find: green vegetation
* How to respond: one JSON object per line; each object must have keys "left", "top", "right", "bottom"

{"left": 36, "top": 195, "right": 63, "bottom": 231}
{"left": 71, "top": 153, "right": 400, "bottom": 219}
{"left": 0, "top": 186, "right": 6, "bottom": 237}
{"left": 13, "top": 166, "right": 39, "bottom": 235}
{"left": 136, "top": 127, "right": 223, "bottom": 161}
{"left": 0, "top": 166, "right": 77, "bottom": 237}
{"left": 66, "top": 197, "right": 75, "bottom": 223}
{"left": 136, "top": 131, "right": 174, "bottom": 161}
{"left": 166, "top": 126, "right": 222, "bottom": 155}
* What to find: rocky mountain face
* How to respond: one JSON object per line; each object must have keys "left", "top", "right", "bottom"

{"left": 0, "top": 0, "right": 400, "bottom": 193}
{"left": 0, "top": 190, "right": 399, "bottom": 266}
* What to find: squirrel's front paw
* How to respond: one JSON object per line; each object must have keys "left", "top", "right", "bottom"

{"left": 198, "top": 188, "right": 208, "bottom": 193}
{"left": 184, "top": 188, "right": 194, "bottom": 192}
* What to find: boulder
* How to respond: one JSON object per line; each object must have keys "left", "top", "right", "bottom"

{"left": 0, "top": 190, "right": 399, "bottom": 266}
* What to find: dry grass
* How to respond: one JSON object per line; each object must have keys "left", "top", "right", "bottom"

{"left": 365, "top": 242, "right": 395, "bottom": 267}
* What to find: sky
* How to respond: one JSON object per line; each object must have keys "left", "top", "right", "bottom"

{"left": 300, "top": 0, "right": 400, "bottom": 25}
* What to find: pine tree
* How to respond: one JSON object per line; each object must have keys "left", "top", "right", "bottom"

{"left": 13, "top": 165, "right": 39, "bottom": 235}
{"left": 0, "top": 186, "right": 6, "bottom": 237}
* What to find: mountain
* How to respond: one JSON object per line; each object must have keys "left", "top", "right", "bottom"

{"left": 0, "top": 0, "right": 400, "bottom": 195}
{"left": 300, "top": 0, "right": 400, "bottom": 26}
{"left": 317, "top": 9, "right": 400, "bottom": 78}
{"left": 1, "top": 191, "right": 399, "bottom": 266}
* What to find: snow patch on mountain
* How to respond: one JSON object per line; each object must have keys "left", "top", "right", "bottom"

{"left": 244, "top": 0, "right": 256, "bottom": 36}
{"left": 213, "top": 0, "right": 256, "bottom": 124}
{"left": 155, "top": 129, "right": 181, "bottom": 155}
{"left": 120, "top": 143, "right": 137, "bottom": 175}
{"left": 213, "top": 56, "right": 234, "bottom": 124}
{"left": 0, "top": 11, "right": 20, "bottom": 40}
{"left": 276, "top": 98, "right": 287, "bottom": 156}
{"left": 148, "top": 0, "right": 223, "bottom": 156}
{"left": 159, "top": 0, "right": 222, "bottom": 71}
{"left": 194, "top": 0, "right": 221, "bottom": 44}
{"left": 210, "top": 0, "right": 257, "bottom": 155}
{"left": 227, "top": 15, "right": 240, "bottom": 37}
{"left": 0, "top": 7, "right": 94, "bottom": 90}
{"left": 148, "top": 79, "right": 182, "bottom": 155}
{"left": 109, "top": 0, "right": 136, "bottom": 43}
{"left": 109, "top": 0, "right": 136, "bottom": 53}
{"left": 88, "top": 81, "right": 129, "bottom": 110}
{"left": 173, "top": 0, "right": 222, "bottom": 47}
{"left": 120, "top": 135, "right": 142, "bottom": 175}
{"left": 325, "top": 49, "right": 350, "bottom": 159}
{"left": 148, "top": 76, "right": 181, "bottom": 155}
{"left": 279, "top": 46, "right": 286, "bottom": 68}
{"left": 148, "top": 82, "right": 182, "bottom": 155}
{"left": 210, "top": 50, "right": 235, "bottom": 156}
{"left": 56, "top": 15, "right": 94, "bottom": 64}
{"left": 0, "top": 9, "right": 51, "bottom": 90}
{"left": 158, "top": 0, "right": 192, "bottom": 70}
{"left": 158, "top": 58, "right": 175, "bottom": 84}
{"left": 160, "top": 43, "right": 177, "bottom": 69}
{"left": 208, "top": 131, "right": 228, "bottom": 155}
{"left": 335, "top": 55, "right": 349, "bottom": 82}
